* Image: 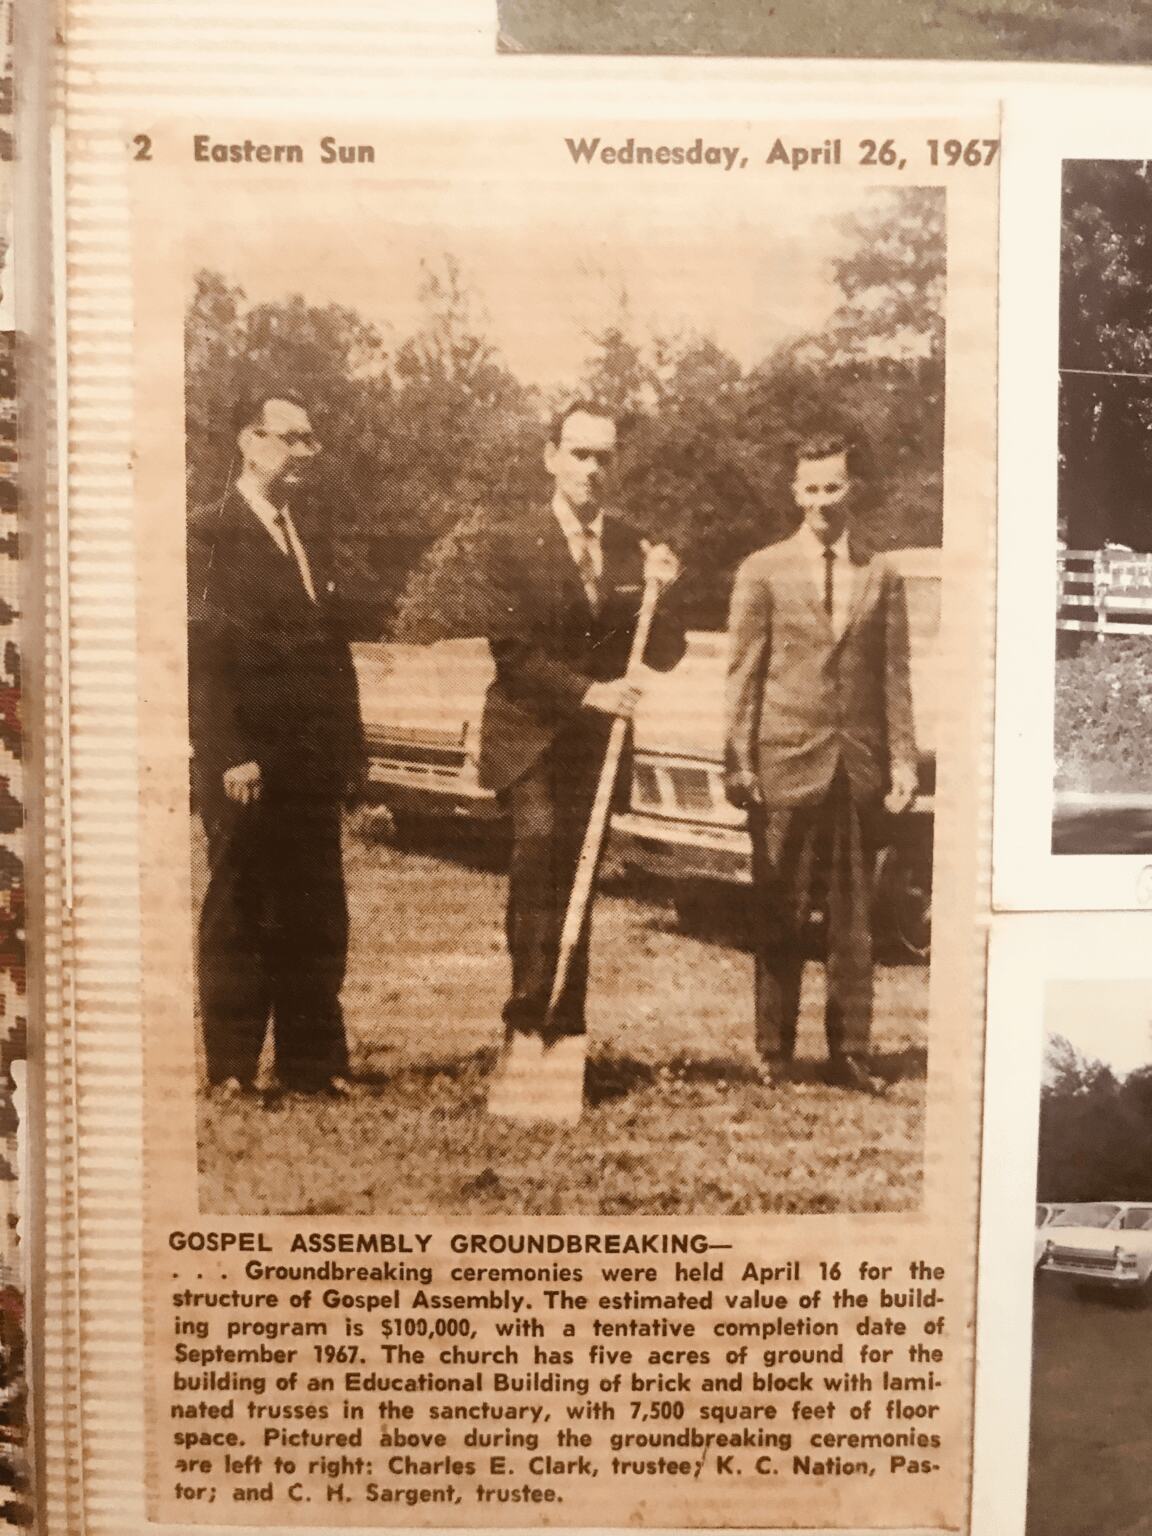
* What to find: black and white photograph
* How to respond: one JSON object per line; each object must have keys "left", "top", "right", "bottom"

{"left": 182, "top": 177, "right": 945, "bottom": 1216}
{"left": 1052, "top": 159, "right": 1152, "bottom": 859}
{"left": 122, "top": 124, "right": 993, "bottom": 1228}
{"left": 495, "top": 0, "right": 1152, "bottom": 65}
{"left": 1029, "top": 981, "right": 1152, "bottom": 1536}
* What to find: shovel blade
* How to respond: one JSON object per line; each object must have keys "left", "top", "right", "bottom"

{"left": 488, "top": 1032, "right": 586, "bottom": 1126}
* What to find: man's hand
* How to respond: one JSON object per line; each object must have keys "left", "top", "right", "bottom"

{"left": 583, "top": 678, "right": 644, "bottom": 719}
{"left": 641, "top": 540, "right": 680, "bottom": 590}
{"left": 222, "top": 760, "right": 262, "bottom": 805}
{"left": 724, "top": 770, "right": 763, "bottom": 811}
{"left": 885, "top": 764, "right": 918, "bottom": 816}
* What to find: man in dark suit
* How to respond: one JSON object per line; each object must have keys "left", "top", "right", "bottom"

{"left": 478, "top": 403, "right": 685, "bottom": 1113}
{"left": 188, "top": 391, "right": 365, "bottom": 1101}
{"left": 725, "top": 433, "right": 918, "bottom": 1094}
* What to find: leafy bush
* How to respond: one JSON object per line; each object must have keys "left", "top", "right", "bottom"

{"left": 1039, "top": 1034, "right": 1152, "bottom": 1201}
{"left": 1054, "top": 637, "right": 1152, "bottom": 793}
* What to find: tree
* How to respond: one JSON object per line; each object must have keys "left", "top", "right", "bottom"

{"left": 1058, "top": 161, "right": 1152, "bottom": 550}
{"left": 790, "top": 187, "right": 947, "bottom": 553}
{"left": 190, "top": 185, "right": 949, "bottom": 643}
{"left": 579, "top": 294, "right": 657, "bottom": 417}
{"left": 1037, "top": 1033, "right": 1152, "bottom": 1201}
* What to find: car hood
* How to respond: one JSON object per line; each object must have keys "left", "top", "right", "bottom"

{"left": 354, "top": 640, "right": 492, "bottom": 738}
{"left": 633, "top": 643, "right": 726, "bottom": 760}
{"left": 1046, "top": 1227, "right": 1152, "bottom": 1252}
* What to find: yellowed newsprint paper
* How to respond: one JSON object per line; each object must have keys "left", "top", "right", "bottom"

{"left": 52, "top": 108, "right": 996, "bottom": 1533}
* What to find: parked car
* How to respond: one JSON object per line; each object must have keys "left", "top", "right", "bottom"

{"left": 354, "top": 638, "right": 498, "bottom": 837}
{"left": 353, "top": 547, "right": 938, "bottom": 957}
{"left": 1036, "top": 1200, "right": 1152, "bottom": 1296}
{"left": 1034, "top": 1202, "right": 1067, "bottom": 1270}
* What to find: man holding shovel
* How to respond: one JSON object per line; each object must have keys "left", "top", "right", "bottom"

{"left": 478, "top": 402, "right": 685, "bottom": 1122}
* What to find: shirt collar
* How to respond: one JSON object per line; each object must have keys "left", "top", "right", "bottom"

{"left": 552, "top": 495, "right": 604, "bottom": 546}
{"left": 797, "top": 521, "right": 849, "bottom": 563}
{"left": 236, "top": 471, "right": 290, "bottom": 534}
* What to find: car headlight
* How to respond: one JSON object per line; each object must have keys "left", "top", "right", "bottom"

{"left": 1117, "top": 1249, "right": 1139, "bottom": 1270}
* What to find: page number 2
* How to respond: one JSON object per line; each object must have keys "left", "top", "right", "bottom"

{"left": 132, "top": 134, "right": 152, "bottom": 161}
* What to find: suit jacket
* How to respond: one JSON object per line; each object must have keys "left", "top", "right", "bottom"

{"left": 725, "top": 527, "right": 917, "bottom": 809}
{"left": 187, "top": 488, "right": 364, "bottom": 808}
{"left": 477, "top": 507, "right": 687, "bottom": 793}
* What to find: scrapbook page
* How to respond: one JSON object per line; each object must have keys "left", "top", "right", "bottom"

{"left": 42, "top": 98, "right": 997, "bottom": 1532}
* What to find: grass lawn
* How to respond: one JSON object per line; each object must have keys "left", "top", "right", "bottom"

{"left": 497, "top": 0, "right": 1152, "bottom": 62}
{"left": 1029, "top": 1281, "right": 1152, "bottom": 1536}
{"left": 197, "top": 813, "right": 927, "bottom": 1217}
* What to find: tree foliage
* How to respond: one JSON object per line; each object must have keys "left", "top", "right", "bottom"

{"left": 184, "top": 188, "right": 945, "bottom": 639}
{"left": 1059, "top": 160, "right": 1152, "bottom": 550}
{"left": 1037, "top": 1033, "right": 1152, "bottom": 1201}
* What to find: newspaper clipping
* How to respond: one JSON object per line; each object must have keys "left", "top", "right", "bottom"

{"left": 127, "top": 115, "right": 997, "bottom": 1528}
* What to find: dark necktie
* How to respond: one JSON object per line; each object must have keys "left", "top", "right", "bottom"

{"left": 272, "top": 508, "right": 315, "bottom": 602}
{"left": 576, "top": 528, "right": 600, "bottom": 613}
{"left": 823, "top": 544, "right": 835, "bottom": 620}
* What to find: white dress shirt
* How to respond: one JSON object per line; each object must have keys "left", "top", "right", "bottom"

{"left": 236, "top": 472, "right": 318, "bottom": 603}
{"left": 553, "top": 498, "right": 604, "bottom": 604}
{"left": 796, "top": 523, "right": 853, "bottom": 639}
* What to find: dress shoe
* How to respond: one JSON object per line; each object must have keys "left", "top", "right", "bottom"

{"left": 211, "top": 1076, "right": 248, "bottom": 1101}
{"left": 266, "top": 1075, "right": 355, "bottom": 1105}
{"left": 827, "top": 1054, "right": 886, "bottom": 1096}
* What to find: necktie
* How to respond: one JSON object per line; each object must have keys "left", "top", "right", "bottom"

{"left": 823, "top": 544, "right": 835, "bottom": 621}
{"left": 576, "top": 528, "right": 600, "bottom": 613}
{"left": 272, "top": 508, "right": 316, "bottom": 603}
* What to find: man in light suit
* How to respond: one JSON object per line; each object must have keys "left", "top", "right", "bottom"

{"left": 478, "top": 403, "right": 685, "bottom": 1106}
{"left": 188, "top": 391, "right": 365, "bottom": 1101}
{"left": 725, "top": 433, "right": 918, "bottom": 1093}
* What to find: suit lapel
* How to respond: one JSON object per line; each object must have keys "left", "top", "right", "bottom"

{"left": 224, "top": 488, "right": 321, "bottom": 614}
{"left": 839, "top": 542, "right": 878, "bottom": 640}
{"left": 539, "top": 505, "right": 597, "bottom": 617}
{"left": 777, "top": 528, "right": 830, "bottom": 633}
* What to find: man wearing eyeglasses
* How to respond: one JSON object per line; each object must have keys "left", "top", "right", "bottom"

{"left": 187, "top": 391, "right": 365, "bottom": 1102}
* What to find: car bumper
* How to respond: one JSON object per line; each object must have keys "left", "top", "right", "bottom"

{"left": 612, "top": 812, "right": 753, "bottom": 885}
{"left": 361, "top": 769, "right": 501, "bottom": 821}
{"left": 1038, "top": 1257, "right": 1147, "bottom": 1288}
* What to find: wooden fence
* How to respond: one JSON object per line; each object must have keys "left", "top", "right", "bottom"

{"left": 1057, "top": 547, "right": 1152, "bottom": 637}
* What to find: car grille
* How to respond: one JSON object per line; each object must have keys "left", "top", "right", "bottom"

{"left": 364, "top": 725, "right": 467, "bottom": 772}
{"left": 669, "top": 766, "right": 714, "bottom": 814}
{"left": 1049, "top": 1246, "right": 1120, "bottom": 1272}
{"left": 627, "top": 756, "right": 749, "bottom": 828}
{"left": 633, "top": 763, "right": 662, "bottom": 808}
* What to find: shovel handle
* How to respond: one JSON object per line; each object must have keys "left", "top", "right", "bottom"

{"left": 544, "top": 574, "right": 664, "bottom": 1025}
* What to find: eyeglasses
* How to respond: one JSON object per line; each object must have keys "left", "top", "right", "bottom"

{"left": 253, "top": 428, "right": 320, "bottom": 452}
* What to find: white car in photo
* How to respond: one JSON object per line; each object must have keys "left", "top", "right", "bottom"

{"left": 1036, "top": 1200, "right": 1152, "bottom": 1294}
{"left": 1033, "top": 1202, "right": 1066, "bottom": 1270}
